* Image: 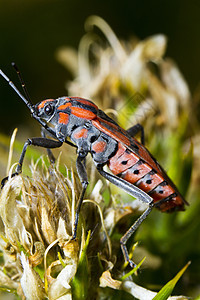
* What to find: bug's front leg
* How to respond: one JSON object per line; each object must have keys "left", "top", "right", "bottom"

{"left": 72, "top": 150, "right": 89, "bottom": 239}
{"left": 97, "top": 164, "right": 154, "bottom": 268}
{"left": 1, "top": 137, "right": 63, "bottom": 188}
{"left": 41, "top": 128, "right": 56, "bottom": 164}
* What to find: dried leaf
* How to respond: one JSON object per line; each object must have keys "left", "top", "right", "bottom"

{"left": 99, "top": 270, "right": 121, "bottom": 289}
{"left": 0, "top": 176, "right": 31, "bottom": 250}
{"left": 41, "top": 204, "right": 57, "bottom": 244}
{"left": 20, "top": 252, "right": 46, "bottom": 300}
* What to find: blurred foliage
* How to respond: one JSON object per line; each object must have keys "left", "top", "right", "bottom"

{"left": 0, "top": 15, "right": 200, "bottom": 299}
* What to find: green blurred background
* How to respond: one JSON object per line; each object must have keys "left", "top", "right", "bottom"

{"left": 1, "top": 0, "right": 200, "bottom": 133}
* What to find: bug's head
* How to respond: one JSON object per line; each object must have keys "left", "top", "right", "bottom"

{"left": 35, "top": 99, "right": 58, "bottom": 123}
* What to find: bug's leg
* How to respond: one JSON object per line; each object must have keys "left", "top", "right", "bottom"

{"left": 1, "top": 137, "right": 63, "bottom": 188}
{"left": 72, "top": 151, "right": 89, "bottom": 239}
{"left": 97, "top": 165, "right": 154, "bottom": 268}
{"left": 126, "top": 123, "right": 145, "bottom": 145}
{"left": 41, "top": 128, "right": 56, "bottom": 164}
{"left": 120, "top": 206, "right": 153, "bottom": 268}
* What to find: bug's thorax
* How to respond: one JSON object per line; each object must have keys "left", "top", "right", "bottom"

{"left": 36, "top": 96, "right": 118, "bottom": 163}
{"left": 35, "top": 97, "right": 95, "bottom": 142}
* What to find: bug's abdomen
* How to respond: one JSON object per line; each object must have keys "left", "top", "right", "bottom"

{"left": 107, "top": 142, "right": 185, "bottom": 212}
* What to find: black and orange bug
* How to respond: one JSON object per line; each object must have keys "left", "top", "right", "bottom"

{"left": 0, "top": 64, "right": 188, "bottom": 268}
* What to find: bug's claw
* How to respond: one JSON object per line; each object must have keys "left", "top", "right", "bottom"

{"left": 1, "top": 172, "right": 19, "bottom": 189}
{"left": 129, "top": 259, "right": 137, "bottom": 269}
{"left": 128, "top": 259, "right": 141, "bottom": 274}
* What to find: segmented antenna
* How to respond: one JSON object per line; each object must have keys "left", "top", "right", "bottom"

{"left": 11, "top": 62, "right": 33, "bottom": 105}
{"left": 0, "top": 67, "right": 35, "bottom": 114}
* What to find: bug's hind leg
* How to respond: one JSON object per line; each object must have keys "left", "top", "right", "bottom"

{"left": 96, "top": 164, "right": 154, "bottom": 268}
{"left": 120, "top": 205, "right": 153, "bottom": 268}
{"left": 126, "top": 123, "right": 145, "bottom": 145}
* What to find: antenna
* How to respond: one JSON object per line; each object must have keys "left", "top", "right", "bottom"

{"left": 11, "top": 62, "right": 33, "bottom": 106}
{"left": 0, "top": 66, "right": 35, "bottom": 114}
{"left": 0, "top": 64, "right": 77, "bottom": 146}
{"left": 0, "top": 65, "right": 57, "bottom": 137}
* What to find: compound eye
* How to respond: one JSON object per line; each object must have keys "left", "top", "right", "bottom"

{"left": 44, "top": 103, "right": 54, "bottom": 116}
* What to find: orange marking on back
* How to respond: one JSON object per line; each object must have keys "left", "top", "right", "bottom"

{"left": 71, "top": 107, "right": 96, "bottom": 119}
{"left": 58, "top": 102, "right": 72, "bottom": 110}
{"left": 121, "top": 163, "right": 152, "bottom": 184}
{"left": 128, "top": 138, "right": 160, "bottom": 173}
{"left": 150, "top": 184, "right": 176, "bottom": 202}
{"left": 111, "top": 142, "right": 126, "bottom": 157}
{"left": 108, "top": 143, "right": 139, "bottom": 174}
{"left": 38, "top": 99, "right": 54, "bottom": 109}
{"left": 92, "top": 141, "right": 107, "bottom": 153}
{"left": 137, "top": 173, "right": 164, "bottom": 193}
{"left": 91, "top": 116, "right": 186, "bottom": 212}
{"left": 69, "top": 97, "right": 98, "bottom": 109}
{"left": 94, "top": 117, "right": 161, "bottom": 173}
{"left": 92, "top": 119, "right": 131, "bottom": 146}
{"left": 73, "top": 128, "right": 88, "bottom": 139}
{"left": 58, "top": 112, "right": 69, "bottom": 124}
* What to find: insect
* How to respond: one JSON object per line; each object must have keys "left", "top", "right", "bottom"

{"left": 0, "top": 64, "right": 188, "bottom": 268}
